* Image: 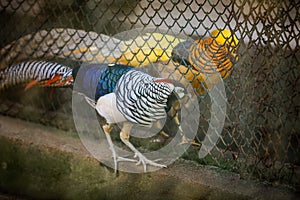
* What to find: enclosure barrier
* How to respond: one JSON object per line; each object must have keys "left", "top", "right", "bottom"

{"left": 0, "top": 0, "right": 299, "bottom": 188}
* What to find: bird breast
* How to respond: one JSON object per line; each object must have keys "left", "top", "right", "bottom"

{"left": 189, "top": 38, "right": 237, "bottom": 79}
{"left": 96, "top": 93, "right": 127, "bottom": 124}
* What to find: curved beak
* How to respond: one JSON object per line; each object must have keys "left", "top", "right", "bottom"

{"left": 172, "top": 80, "right": 189, "bottom": 99}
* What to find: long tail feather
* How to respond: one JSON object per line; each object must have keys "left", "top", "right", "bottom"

{"left": 0, "top": 60, "right": 73, "bottom": 91}
{"left": 0, "top": 28, "right": 122, "bottom": 69}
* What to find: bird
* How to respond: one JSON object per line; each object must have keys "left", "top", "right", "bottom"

{"left": 0, "top": 29, "right": 238, "bottom": 149}
{"left": 171, "top": 29, "right": 239, "bottom": 95}
{"left": 0, "top": 60, "right": 74, "bottom": 91}
{"left": 72, "top": 62, "right": 186, "bottom": 172}
{"left": 0, "top": 28, "right": 238, "bottom": 95}
{"left": 1, "top": 29, "right": 238, "bottom": 148}
{"left": 67, "top": 28, "right": 239, "bottom": 95}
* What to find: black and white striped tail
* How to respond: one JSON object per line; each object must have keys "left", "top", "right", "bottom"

{"left": 0, "top": 60, "right": 73, "bottom": 90}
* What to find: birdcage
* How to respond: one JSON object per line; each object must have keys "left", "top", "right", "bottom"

{"left": 0, "top": 0, "right": 299, "bottom": 191}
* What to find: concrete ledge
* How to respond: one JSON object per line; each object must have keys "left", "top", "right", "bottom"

{"left": 0, "top": 115, "right": 296, "bottom": 200}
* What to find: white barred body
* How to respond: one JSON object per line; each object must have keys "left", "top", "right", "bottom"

{"left": 114, "top": 70, "right": 175, "bottom": 126}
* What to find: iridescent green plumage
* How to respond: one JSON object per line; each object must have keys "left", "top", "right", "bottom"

{"left": 72, "top": 63, "right": 133, "bottom": 100}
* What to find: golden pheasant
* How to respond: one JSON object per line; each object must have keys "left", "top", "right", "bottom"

{"left": 171, "top": 29, "right": 239, "bottom": 95}
{"left": 1, "top": 28, "right": 238, "bottom": 95}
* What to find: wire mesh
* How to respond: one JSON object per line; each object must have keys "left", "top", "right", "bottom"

{"left": 0, "top": 0, "right": 299, "bottom": 188}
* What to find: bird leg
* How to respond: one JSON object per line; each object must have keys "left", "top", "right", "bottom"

{"left": 120, "top": 123, "right": 167, "bottom": 172}
{"left": 174, "top": 113, "right": 201, "bottom": 147}
{"left": 159, "top": 130, "right": 170, "bottom": 138}
{"left": 103, "top": 124, "right": 137, "bottom": 173}
{"left": 155, "top": 120, "right": 170, "bottom": 138}
{"left": 166, "top": 100, "right": 200, "bottom": 147}
{"left": 154, "top": 110, "right": 200, "bottom": 147}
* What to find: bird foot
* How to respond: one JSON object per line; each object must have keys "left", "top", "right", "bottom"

{"left": 119, "top": 124, "right": 167, "bottom": 172}
{"left": 134, "top": 152, "right": 167, "bottom": 172}
{"left": 190, "top": 140, "right": 201, "bottom": 147}
{"left": 180, "top": 135, "right": 201, "bottom": 147}
{"left": 116, "top": 156, "right": 137, "bottom": 163}
{"left": 159, "top": 131, "right": 170, "bottom": 138}
{"left": 113, "top": 154, "right": 137, "bottom": 172}
{"left": 108, "top": 140, "right": 137, "bottom": 173}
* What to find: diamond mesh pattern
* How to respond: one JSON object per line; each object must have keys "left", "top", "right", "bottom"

{"left": 0, "top": 0, "right": 299, "bottom": 187}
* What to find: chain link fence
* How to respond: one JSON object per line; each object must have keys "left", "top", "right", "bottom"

{"left": 0, "top": 0, "right": 299, "bottom": 188}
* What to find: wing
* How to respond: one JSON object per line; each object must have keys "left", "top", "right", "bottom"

{"left": 115, "top": 70, "right": 173, "bottom": 126}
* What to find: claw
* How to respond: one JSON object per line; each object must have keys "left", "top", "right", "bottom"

{"left": 159, "top": 131, "right": 170, "bottom": 138}
{"left": 116, "top": 156, "right": 137, "bottom": 163}
{"left": 134, "top": 152, "right": 167, "bottom": 172}
{"left": 179, "top": 135, "right": 201, "bottom": 147}
{"left": 121, "top": 137, "right": 166, "bottom": 172}
{"left": 119, "top": 123, "right": 167, "bottom": 172}
{"left": 191, "top": 140, "right": 201, "bottom": 147}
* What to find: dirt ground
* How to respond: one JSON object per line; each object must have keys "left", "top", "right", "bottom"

{"left": 0, "top": 115, "right": 297, "bottom": 200}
